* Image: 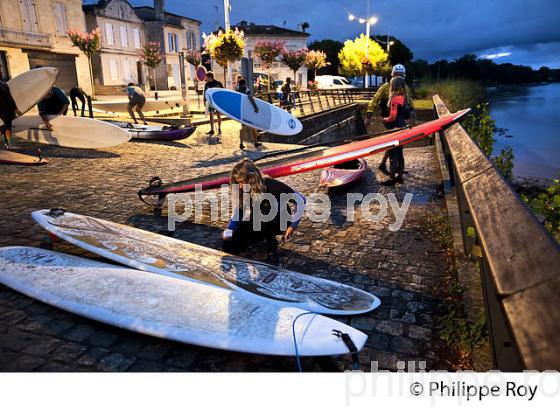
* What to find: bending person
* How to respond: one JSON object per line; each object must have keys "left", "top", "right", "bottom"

{"left": 127, "top": 83, "right": 147, "bottom": 125}
{"left": 70, "top": 87, "right": 89, "bottom": 117}
{"left": 222, "top": 158, "right": 306, "bottom": 264}
{"left": 38, "top": 85, "right": 70, "bottom": 130}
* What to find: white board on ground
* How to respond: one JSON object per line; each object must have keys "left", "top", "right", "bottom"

{"left": 93, "top": 97, "right": 187, "bottom": 113}
{"left": 0, "top": 247, "right": 367, "bottom": 356}
{"left": 13, "top": 116, "right": 131, "bottom": 148}
{"left": 32, "top": 209, "right": 381, "bottom": 315}
{"left": 0, "top": 67, "right": 59, "bottom": 127}
{"left": 205, "top": 88, "right": 303, "bottom": 136}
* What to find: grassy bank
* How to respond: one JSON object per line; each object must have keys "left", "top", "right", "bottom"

{"left": 414, "top": 79, "right": 486, "bottom": 111}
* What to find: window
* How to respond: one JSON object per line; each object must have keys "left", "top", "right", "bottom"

{"left": 333, "top": 79, "right": 343, "bottom": 85}
{"left": 105, "top": 22, "right": 114, "bottom": 46}
{"left": 109, "top": 59, "right": 118, "bottom": 81}
{"left": 120, "top": 26, "right": 128, "bottom": 48}
{"left": 133, "top": 28, "right": 141, "bottom": 49}
{"left": 167, "top": 32, "right": 178, "bottom": 52}
{"left": 186, "top": 32, "right": 192, "bottom": 50}
{"left": 53, "top": 3, "right": 68, "bottom": 36}
{"left": 123, "top": 59, "right": 132, "bottom": 82}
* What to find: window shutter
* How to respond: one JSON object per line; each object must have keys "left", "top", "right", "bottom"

{"left": 120, "top": 26, "right": 128, "bottom": 48}
{"left": 105, "top": 23, "right": 114, "bottom": 46}
{"left": 133, "top": 28, "right": 141, "bottom": 49}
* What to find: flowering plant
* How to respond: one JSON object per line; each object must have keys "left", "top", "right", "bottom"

{"left": 281, "top": 48, "right": 308, "bottom": 85}
{"left": 253, "top": 40, "right": 285, "bottom": 69}
{"left": 305, "top": 50, "right": 330, "bottom": 79}
{"left": 140, "top": 42, "right": 163, "bottom": 91}
{"left": 204, "top": 28, "right": 244, "bottom": 68}
{"left": 67, "top": 27, "right": 102, "bottom": 97}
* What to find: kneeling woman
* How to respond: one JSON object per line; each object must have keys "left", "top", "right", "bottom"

{"left": 222, "top": 158, "right": 306, "bottom": 264}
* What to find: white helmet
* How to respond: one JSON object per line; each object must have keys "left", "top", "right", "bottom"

{"left": 391, "top": 64, "right": 406, "bottom": 77}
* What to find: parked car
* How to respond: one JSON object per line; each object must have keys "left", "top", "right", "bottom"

{"left": 315, "top": 75, "right": 356, "bottom": 89}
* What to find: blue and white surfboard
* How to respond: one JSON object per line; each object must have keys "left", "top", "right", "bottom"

{"left": 205, "top": 88, "right": 303, "bottom": 136}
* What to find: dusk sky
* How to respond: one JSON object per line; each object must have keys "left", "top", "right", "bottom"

{"left": 121, "top": 0, "right": 560, "bottom": 68}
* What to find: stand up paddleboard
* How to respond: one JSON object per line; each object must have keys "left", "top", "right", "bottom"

{"left": 0, "top": 67, "right": 59, "bottom": 128}
{"left": 106, "top": 121, "right": 196, "bottom": 141}
{"left": 320, "top": 158, "right": 367, "bottom": 188}
{"left": 93, "top": 97, "right": 187, "bottom": 113}
{"left": 205, "top": 88, "right": 303, "bottom": 136}
{"left": 32, "top": 209, "right": 381, "bottom": 315}
{"left": 13, "top": 116, "right": 131, "bottom": 148}
{"left": 139, "top": 109, "right": 470, "bottom": 198}
{"left": 0, "top": 150, "right": 48, "bottom": 166}
{"left": 0, "top": 247, "right": 367, "bottom": 356}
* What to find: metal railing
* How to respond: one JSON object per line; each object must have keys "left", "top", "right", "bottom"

{"left": 0, "top": 27, "right": 52, "bottom": 48}
{"left": 433, "top": 95, "right": 560, "bottom": 370}
{"left": 254, "top": 89, "right": 356, "bottom": 117}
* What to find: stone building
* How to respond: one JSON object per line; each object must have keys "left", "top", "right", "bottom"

{"left": 134, "top": 0, "right": 201, "bottom": 91}
{"left": 83, "top": 0, "right": 145, "bottom": 92}
{"left": 211, "top": 23, "right": 310, "bottom": 88}
{"left": 0, "top": 0, "right": 92, "bottom": 93}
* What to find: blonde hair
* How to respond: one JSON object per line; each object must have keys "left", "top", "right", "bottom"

{"left": 230, "top": 158, "right": 266, "bottom": 203}
{"left": 387, "top": 76, "right": 408, "bottom": 108}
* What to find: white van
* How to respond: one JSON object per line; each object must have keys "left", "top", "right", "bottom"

{"left": 315, "top": 75, "right": 355, "bottom": 89}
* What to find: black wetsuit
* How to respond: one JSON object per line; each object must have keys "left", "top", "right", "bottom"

{"left": 70, "top": 87, "right": 88, "bottom": 117}
{"left": 223, "top": 177, "right": 305, "bottom": 255}
{"left": 383, "top": 95, "right": 409, "bottom": 181}
{"left": 38, "top": 86, "right": 69, "bottom": 116}
{"left": 0, "top": 81, "right": 18, "bottom": 131}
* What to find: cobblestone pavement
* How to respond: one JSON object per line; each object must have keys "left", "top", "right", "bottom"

{"left": 0, "top": 119, "right": 451, "bottom": 371}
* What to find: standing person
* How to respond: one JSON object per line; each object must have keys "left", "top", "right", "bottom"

{"left": 365, "top": 64, "right": 414, "bottom": 174}
{"left": 222, "top": 158, "right": 306, "bottom": 264}
{"left": 127, "top": 82, "right": 147, "bottom": 125}
{"left": 280, "top": 77, "right": 293, "bottom": 112}
{"left": 380, "top": 76, "right": 410, "bottom": 186}
{"left": 69, "top": 87, "right": 89, "bottom": 117}
{"left": 204, "top": 71, "right": 223, "bottom": 136}
{"left": 38, "top": 85, "right": 70, "bottom": 130}
{"left": 235, "top": 76, "right": 260, "bottom": 150}
{"left": 0, "top": 80, "right": 21, "bottom": 149}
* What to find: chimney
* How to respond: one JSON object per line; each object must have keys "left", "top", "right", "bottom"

{"left": 154, "top": 0, "right": 165, "bottom": 21}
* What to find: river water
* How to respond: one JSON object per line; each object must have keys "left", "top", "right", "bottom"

{"left": 488, "top": 82, "right": 560, "bottom": 180}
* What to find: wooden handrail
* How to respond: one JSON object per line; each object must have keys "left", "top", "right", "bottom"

{"left": 433, "top": 94, "right": 560, "bottom": 370}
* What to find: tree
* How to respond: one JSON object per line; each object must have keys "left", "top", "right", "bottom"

{"left": 204, "top": 28, "right": 245, "bottom": 87}
{"left": 281, "top": 48, "right": 307, "bottom": 86}
{"left": 305, "top": 50, "right": 330, "bottom": 81}
{"left": 67, "top": 27, "right": 101, "bottom": 98}
{"left": 253, "top": 40, "right": 285, "bottom": 90}
{"left": 301, "top": 22, "right": 309, "bottom": 33}
{"left": 308, "top": 39, "right": 343, "bottom": 76}
{"left": 141, "top": 42, "right": 163, "bottom": 91}
{"left": 338, "top": 34, "right": 388, "bottom": 77}
{"left": 374, "top": 35, "right": 413, "bottom": 66}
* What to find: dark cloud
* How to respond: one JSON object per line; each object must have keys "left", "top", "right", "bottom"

{"left": 127, "top": 0, "right": 560, "bottom": 67}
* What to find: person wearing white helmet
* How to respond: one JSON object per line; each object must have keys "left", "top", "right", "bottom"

{"left": 365, "top": 64, "right": 414, "bottom": 175}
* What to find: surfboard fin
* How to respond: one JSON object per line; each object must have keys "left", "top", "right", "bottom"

{"left": 332, "top": 329, "right": 361, "bottom": 371}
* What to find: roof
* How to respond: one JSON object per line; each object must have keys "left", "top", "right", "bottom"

{"left": 216, "top": 24, "right": 310, "bottom": 38}
{"left": 133, "top": 6, "right": 201, "bottom": 26}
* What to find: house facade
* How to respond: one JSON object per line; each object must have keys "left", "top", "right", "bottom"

{"left": 134, "top": 0, "right": 201, "bottom": 90}
{"left": 211, "top": 23, "right": 310, "bottom": 88}
{"left": 0, "top": 0, "right": 92, "bottom": 93}
{"left": 83, "top": 0, "right": 145, "bottom": 89}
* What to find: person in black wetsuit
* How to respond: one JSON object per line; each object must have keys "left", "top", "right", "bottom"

{"left": 222, "top": 158, "right": 306, "bottom": 264}
{"left": 381, "top": 76, "right": 410, "bottom": 186}
{"left": 69, "top": 87, "right": 89, "bottom": 117}
{"left": 0, "top": 80, "right": 21, "bottom": 149}
{"left": 235, "top": 76, "right": 260, "bottom": 150}
{"left": 38, "top": 85, "right": 70, "bottom": 130}
{"left": 204, "top": 71, "right": 223, "bottom": 136}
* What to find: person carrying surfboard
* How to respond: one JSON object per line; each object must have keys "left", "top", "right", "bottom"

{"left": 0, "top": 80, "right": 21, "bottom": 149}
{"left": 280, "top": 77, "right": 294, "bottom": 112}
{"left": 235, "top": 76, "right": 261, "bottom": 149}
{"left": 126, "top": 83, "right": 147, "bottom": 125}
{"left": 204, "top": 72, "right": 223, "bottom": 137}
{"left": 381, "top": 76, "right": 411, "bottom": 186}
{"left": 38, "top": 85, "right": 70, "bottom": 130}
{"left": 222, "top": 158, "right": 306, "bottom": 264}
{"left": 365, "top": 64, "right": 414, "bottom": 175}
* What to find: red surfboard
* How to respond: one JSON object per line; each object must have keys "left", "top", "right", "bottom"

{"left": 139, "top": 109, "right": 469, "bottom": 200}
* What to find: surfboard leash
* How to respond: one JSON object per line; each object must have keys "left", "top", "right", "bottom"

{"left": 291, "top": 311, "right": 361, "bottom": 372}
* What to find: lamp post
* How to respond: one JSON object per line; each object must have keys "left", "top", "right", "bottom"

{"left": 348, "top": 13, "right": 378, "bottom": 88}
{"left": 224, "top": 0, "right": 232, "bottom": 88}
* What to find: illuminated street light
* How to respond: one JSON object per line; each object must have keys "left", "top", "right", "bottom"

{"left": 347, "top": 10, "right": 379, "bottom": 87}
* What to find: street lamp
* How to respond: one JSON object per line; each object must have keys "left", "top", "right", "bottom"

{"left": 347, "top": 12, "right": 378, "bottom": 87}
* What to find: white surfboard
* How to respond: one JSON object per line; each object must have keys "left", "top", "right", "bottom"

{"left": 0, "top": 246, "right": 367, "bottom": 356}
{"left": 32, "top": 209, "right": 381, "bottom": 315}
{"left": 93, "top": 97, "right": 186, "bottom": 113}
{"left": 205, "top": 88, "right": 303, "bottom": 136}
{"left": 13, "top": 116, "right": 131, "bottom": 148}
{"left": 0, "top": 67, "right": 59, "bottom": 126}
